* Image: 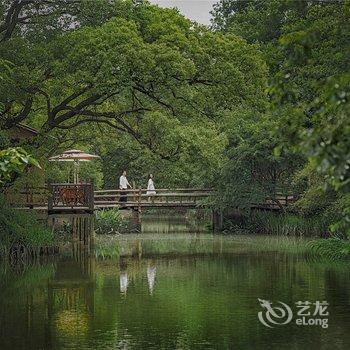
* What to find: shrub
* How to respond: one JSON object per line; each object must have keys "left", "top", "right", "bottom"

{"left": 95, "top": 209, "right": 127, "bottom": 234}
{"left": 224, "top": 211, "right": 331, "bottom": 237}
{"left": 308, "top": 238, "right": 350, "bottom": 260}
{"left": 0, "top": 204, "right": 54, "bottom": 259}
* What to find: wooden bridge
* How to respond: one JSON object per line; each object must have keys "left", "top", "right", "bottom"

{"left": 8, "top": 183, "right": 298, "bottom": 213}
{"left": 95, "top": 188, "right": 213, "bottom": 210}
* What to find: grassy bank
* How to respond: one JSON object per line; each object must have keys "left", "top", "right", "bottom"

{"left": 0, "top": 206, "right": 55, "bottom": 261}
{"left": 93, "top": 233, "right": 350, "bottom": 262}
{"left": 222, "top": 211, "right": 350, "bottom": 260}
{"left": 223, "top": 211, "right": 331, "bottom": 237}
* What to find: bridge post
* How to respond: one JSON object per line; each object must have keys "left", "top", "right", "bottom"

{"left": 138, "top": 188, "right": 142, "bottom": 212}
{"left": 48, "top": 182, "right": 53, "bottom": 213}
{"left": 88, "top": 181, "right": 94, "bottom": 212}
{"left": 212, "top": 210, "right": 223, "bottom": 232}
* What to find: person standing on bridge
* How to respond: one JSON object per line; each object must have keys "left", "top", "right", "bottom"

{"left": 146, "top": 174, "right": 156, "bottom": 200}
{"left": 119, "top": 170, "right": 131, "bottom": 206}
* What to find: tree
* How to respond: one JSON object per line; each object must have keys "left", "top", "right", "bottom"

{"left": 214, "top": 109, "right": 303, "bottom": 210}
{"left": 212, "top": 0, "right": 350, "bottom": 233}
{"left": 0, "top": 1, "right": 267, "bottom": 157}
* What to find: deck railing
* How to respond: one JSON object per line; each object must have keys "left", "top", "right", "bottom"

{"left": 94, "top": 188, "right": 212, "bottom": 209}
{"left": 48, "top": 183, "right": 94, "bottom": 211}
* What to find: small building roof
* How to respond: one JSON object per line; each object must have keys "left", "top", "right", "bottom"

{"left": 8, "top": 123, "right": 39, "bottom": 140}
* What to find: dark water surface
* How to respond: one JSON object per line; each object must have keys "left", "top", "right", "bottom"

{"left": 1, "top": 216, "right": 350, "bottom": 350}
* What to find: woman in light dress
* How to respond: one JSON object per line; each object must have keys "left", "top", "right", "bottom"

{"left": 146, "top": 174, "right": 156, "bottom": 199}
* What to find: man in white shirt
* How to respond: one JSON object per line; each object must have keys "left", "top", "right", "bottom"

{"left": 119, "top": 170, "right": 131, "bottom": 205}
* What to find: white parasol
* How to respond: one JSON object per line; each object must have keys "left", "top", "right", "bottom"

{"left": 49, "top": 149, "right": 100, "bottom": 183}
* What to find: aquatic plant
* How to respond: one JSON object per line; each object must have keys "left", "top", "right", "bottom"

{"left": 95, "top": 209, "right": 127, "bottom": 235}
{"left": 94, "top": 235, "right": 120, "bottom": 259}
{"left": 307, "top": 238, "right": 350, "bottom": 260}
{"left": 0, "top": 208, "right": 55, "bottom": 261}
{"left": 224, "top": 211, "right": 331, "bottom": 237}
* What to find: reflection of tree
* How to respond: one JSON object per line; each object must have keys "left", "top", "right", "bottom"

{"left": 1, "top": 249, "right": 350, "bottom": 349}
{"left": 48, "top": 255, "right": 95, "bottom": 346}
{"left": 0, "top": 263, "right": 54, "bottom": 349}
{"left": 90, "top": 253, "right": 349, "bottom": 349}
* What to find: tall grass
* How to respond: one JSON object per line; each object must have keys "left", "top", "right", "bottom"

{"left": 307, "top": 238, "right": 350, "bottom": 260}
{"left": 225, "top": 211, "right": 331, "bottom": 237}
{"left": 223, "top": 211, "right": 350, "bottom": 260}
{"left": 0, "top": 205, "right": 54, "bottom": 261}
{"left": 95, "top": 209, "right": 128, "bottom": 234}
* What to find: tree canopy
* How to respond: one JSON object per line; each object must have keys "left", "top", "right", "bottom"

{"left": 1, "top": 0, "right": 349, "bottom": 234}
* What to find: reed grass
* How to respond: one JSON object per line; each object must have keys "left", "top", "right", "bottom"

{"left": 94, "top": 233, "right": 350, "bottom": 262}
{"left": 95, "top": 209, "right": 128, "bottom": 234}
{"left": 307, "top": 238, "right": 350, "bottom": 260}
{"left": 225, "top": 211, "right": 330, "bottom": 237}
{"left": 0, "top": 204, "right": 54, "bottom": 261}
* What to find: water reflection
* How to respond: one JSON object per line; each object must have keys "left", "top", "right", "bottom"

{"left": 141, "top": 213, "right": 207, "bottom": 234}
{"left": 50, "top": 213, "right": 95, "bottom": 248}
{"left": 120, "top": 258, "right": 129, "bottom": 295}
{"left": 1, "top": 233, "right": 350, "bottom": 349}
{"left": 147, "top": 263, "right": 156, "bottom": 295}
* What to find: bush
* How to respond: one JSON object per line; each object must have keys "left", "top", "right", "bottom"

{"left": 308, "top": 238, "right": 350, "bottom": 260}
{"left": 0, "top": 205, "right": 54, "bottom": 259}
{"left": 95, "top": 209, "right": 127, "bottom": 234}
{"left": 224, "top": 211, "right": 331, "bottom": 237}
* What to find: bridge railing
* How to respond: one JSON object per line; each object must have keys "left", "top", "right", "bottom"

{"left": 8, "top": 185, "right": 299, "bottom": 211}
{"left": 94, "top": 188, "right": 213, "bottom": 208}
{"left": 94, "top": 188, "right": 298, "bottom": 210}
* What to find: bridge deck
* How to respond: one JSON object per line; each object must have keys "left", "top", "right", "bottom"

{"left": 7, "top": 184, "right": 298, "bottom": 213}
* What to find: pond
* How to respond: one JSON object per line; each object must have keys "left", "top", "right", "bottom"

{"left": 0, "top": 214, "right": 350, "bottom": 350}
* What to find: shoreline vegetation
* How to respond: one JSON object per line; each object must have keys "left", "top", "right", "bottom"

{"left": 92, "top": 209, "right": 350, "bottom": 261}
{"left": 0, "top": 205, "right": 57, "bottom": 262}
{"left": 222, "top": 211, "right": 350, "bottom": 260}
{"left": 93, "top": 232, "right": 350, "bottom": 262}
{"left": 0, "top": 204, "right": 349, "bottom": 262}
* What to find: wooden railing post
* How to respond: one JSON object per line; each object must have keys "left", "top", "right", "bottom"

{"left": 212, "top": 210, "right": 223, "bottom": 231}
{"left": 138, "top": 188, "right": 142, "bottom": 212}
{"left": 132, "top": 181, "right": 136, "bottom": 203}
{"left": 89, "top": 181, "right": 94, "bottom": 212}
{"left": 48, "top": 182, "right": 53, "bottom": 212}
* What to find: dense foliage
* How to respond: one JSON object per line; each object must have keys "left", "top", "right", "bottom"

{"left": 0, "top": 0, "right": 349, "bottom": 237}
{"left": 211, "top": 0, "right": 350, "bottom": 236}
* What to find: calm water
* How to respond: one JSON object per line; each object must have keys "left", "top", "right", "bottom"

{"left": 1, "top": 215, "right": 350, "bottom": 350}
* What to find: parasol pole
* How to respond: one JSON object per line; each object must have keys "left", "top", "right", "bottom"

{"left": 77, "top": 160, "right": 80, "bottom": 183}
{"left": 74, "top": 160, "right": 78, "bottom": 184}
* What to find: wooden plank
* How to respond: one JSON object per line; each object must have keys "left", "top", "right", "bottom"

{"left": 94, "top": 188, "right": 213, "bottom": 194}
{"left": 94, "top": 193, "right": 211, "bottom": 199}
{"left": 94, "top": 194, "right": 134, "bottom": 198}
